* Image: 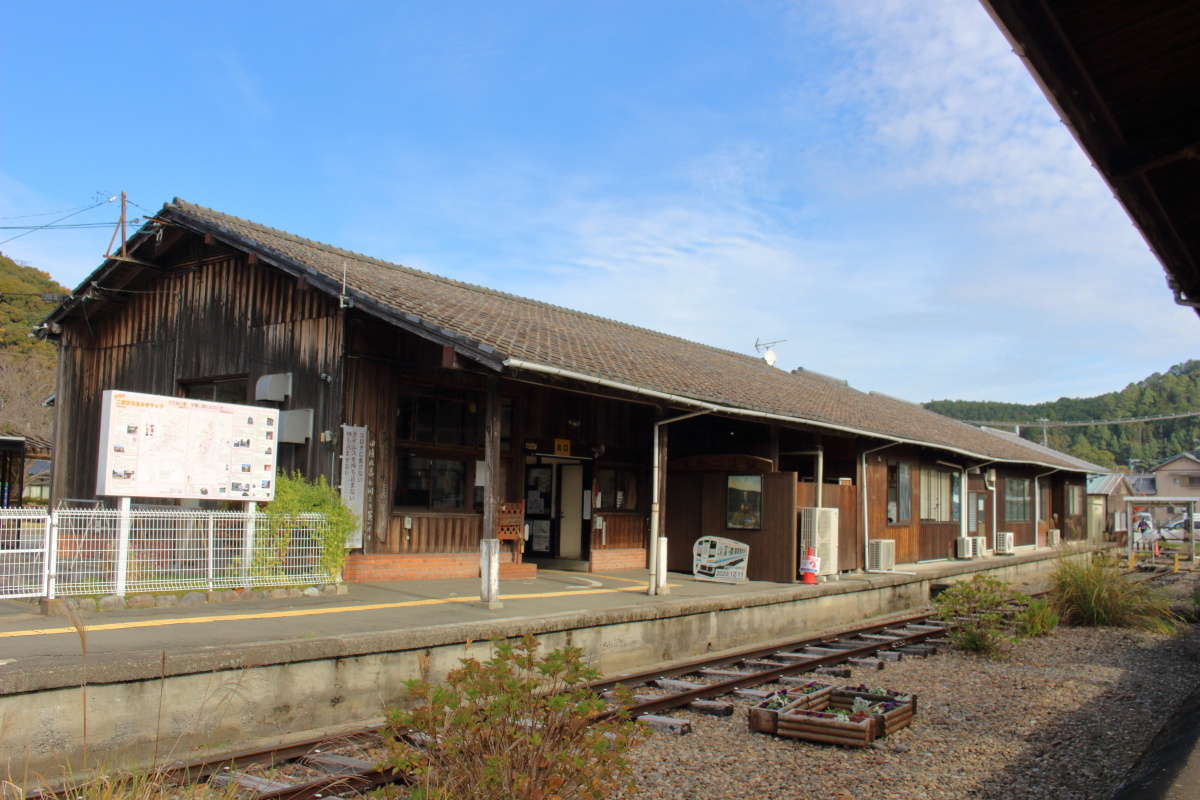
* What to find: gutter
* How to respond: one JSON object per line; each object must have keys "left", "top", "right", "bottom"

{"left": 501, "top": 359, "right": 1087, "bottom": 473}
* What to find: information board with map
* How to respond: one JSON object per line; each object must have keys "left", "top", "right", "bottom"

{"left": 95, "top": 390, "right": 279, "bottom": 501}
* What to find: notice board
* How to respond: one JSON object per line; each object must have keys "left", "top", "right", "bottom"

{"left": 96, "top": 389, "right": 279, "bottom": 501}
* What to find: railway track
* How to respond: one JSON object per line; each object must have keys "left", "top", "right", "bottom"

{"left": 31, "top": 612, "right": 950, "bottom": 800}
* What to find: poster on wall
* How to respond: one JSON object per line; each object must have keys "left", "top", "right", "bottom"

{"left": 340, "top": 424, "right": 368, "bottom": 548}
{"left": 726, "top": 474, "right": 763, "bottom": 529}
{"left": 95, "top": 390, "right": 279, "bottom": 501}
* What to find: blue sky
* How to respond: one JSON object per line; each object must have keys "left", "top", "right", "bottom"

{"left": 3, "top": 1, "right": 1195, "bottom": 404}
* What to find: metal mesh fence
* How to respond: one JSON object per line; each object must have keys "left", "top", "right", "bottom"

{"left": 0, "top": 509, "right": 50, "bottom": 598}
{"left": 0, "top": 508, "right": 335, "bottom": 598}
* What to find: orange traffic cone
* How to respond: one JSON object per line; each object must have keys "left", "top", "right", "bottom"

{"left": 801, "top": 546, "right": 818, "bottom": 585}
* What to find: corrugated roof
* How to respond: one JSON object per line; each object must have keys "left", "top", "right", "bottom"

{"left": 1088, "top": 473, "right": 1130, "bottom": 495}
{"left": 74, "top": 198, "right": 1096, "bottom": 472}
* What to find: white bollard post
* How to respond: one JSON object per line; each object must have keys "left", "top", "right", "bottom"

{"left": 115, "top": 496, "right": 132, "bottom": 597}
{"left": 43, "top": 511, "right": 56, "bottom": 599}
{"left": 480, "top": 537, "right": 502, "bottom": 609}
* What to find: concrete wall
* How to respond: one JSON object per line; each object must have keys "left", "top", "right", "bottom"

{"left": 0, "top": 545, "right": 1102, "bottom": 784}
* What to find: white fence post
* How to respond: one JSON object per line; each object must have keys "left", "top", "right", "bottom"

{"left": 115, "top": 497, "right": 132, "bottom": 597}
{"left": 242, "top": 501, "right": 256, "bottom": 589}
{"left": 43, "top": 511, "right": 56, "bottom": 599}
{"left": 206, "top": 514, "right": 215, "bottom": 591}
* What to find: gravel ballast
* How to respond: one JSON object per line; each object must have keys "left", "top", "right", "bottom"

{"left": 618, "top": 622, "right": 1200, "bottom": 799}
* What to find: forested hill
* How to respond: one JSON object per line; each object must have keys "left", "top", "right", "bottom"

{"left": 0, "top": 252, "right": 69, "bottom": 440}
{"left": 925, "top": 361, "right": 1200, "bottom": 470}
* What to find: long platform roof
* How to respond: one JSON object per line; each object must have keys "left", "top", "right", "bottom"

{"left": 48, "top": 198, "right": 1100, "bottom": 473}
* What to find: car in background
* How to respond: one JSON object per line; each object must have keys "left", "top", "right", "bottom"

{"left": 1158, "top": 517, "right": 1200, "bottom": 541}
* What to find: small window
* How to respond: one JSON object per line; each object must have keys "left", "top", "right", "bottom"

{"left": 726, "top": 474, "right": 762, "bottom": 530}
{"left": 1189, "top": 476, "right": 1200, "bottom": 487}
{"left": 395, "top": 454, "right": 467, "bottom": 510}
{"left": 595, "top": 468, "right": 638, "bottom": 511}
{"left": 181, "top": 377, "right": 248, "bottom": 404}
{"left": 397, "top": 393, "right": 481, "bottom": 448}
{"left": 1005, "top": 478, "right": 1031, "bottom": 522}
{"left": 1066, "top": 485, "right": 1084, "bottom": 516}
{"left": 887, "top": 461, "right": 911, "bottom": 524}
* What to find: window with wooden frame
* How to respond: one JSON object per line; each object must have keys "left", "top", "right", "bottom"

{"left": 1005, "top": 478, "right": 1032, "bottom": 522}
{"left": 919, "top": 468, "right": 960, "bottom": 522}
{"left": 180, "top": 376, "right": 248, "bottom": 404}
{"left": 595, "top": 468, "right": 638, "bottom": 511}
{"left": 1066, "top": 484, "right": 1084, "bottom": 515}
{"left": 396, "top": 392, "right": 483, "bottom": 447}
{"left": 887, "top": 461, "right": 911, "bottom": 524}
{"left": 395, "top": 454, "right": 469, "bottom": 511}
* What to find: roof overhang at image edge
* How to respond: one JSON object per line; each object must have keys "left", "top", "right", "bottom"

{"left": 980, "top": 0, "right": 1200, "bottom": 314}
{"left": 41, "top": 198, "right": 1101, "bottom": 475}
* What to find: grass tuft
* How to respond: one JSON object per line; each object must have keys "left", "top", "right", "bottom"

{"left": 1050, "top": 555, "right": 1182, "bottom": 633}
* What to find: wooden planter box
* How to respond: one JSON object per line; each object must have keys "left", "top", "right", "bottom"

{"left": 828, "top": 687, "right": 917, "bottom": 737}
{"left": 775, "top": 708, "right": 875, "bottom": 747}
{"left": 747, "top": 682, "right": 834, "bottom": 734}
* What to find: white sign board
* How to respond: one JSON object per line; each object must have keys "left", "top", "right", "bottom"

{"left": 96, "top": 390, "right": 279, "bottom": 501}
{"left": 340, "top": 424, "right": 368, "bottom": 548}
{"left": 692, "top": 536, "right": 750, "bottom": 583}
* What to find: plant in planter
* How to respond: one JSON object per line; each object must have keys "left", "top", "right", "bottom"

{"left": 748, "top": 682, "right": 835, "bottom": 734}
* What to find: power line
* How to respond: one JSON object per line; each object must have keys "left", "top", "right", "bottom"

{"left": 0, "top": 221, "right": 134, "bottom": 231}
{"left": 0, "top": 199, "right": 113, "bottom": 247}
{"left": 967, "top": 410, "right": 1200, "bottom": 428}
{"left": 0, "top": 203, "right": 102, "bottom": 220}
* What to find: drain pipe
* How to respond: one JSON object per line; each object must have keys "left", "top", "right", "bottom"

{"left": 648, "top": 410, "right": 709, "bottom": 596}
{"left": 1034, "top": 468, "right": 1059, "bottom": 546}
{"left": 861, "top": 441, "right": 902, "bottom": 572}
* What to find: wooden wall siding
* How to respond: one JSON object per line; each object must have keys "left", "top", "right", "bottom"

{"left": 385, "top": 513, "right": 482, "bottom": 554}
{"left": 664, "top": 471, "right": 797, "bottom": 583}
{"left": 592, "top": 512, "right": 646, "bottom": 550}
{"left": 795, "top": 481, "right": 861, "bottom": 571}
{"left": 342, "top": 352, "right": 398, "bottom": 549}
{"left": 864, "top": 456, "right": 919, "bottom": 565}
{"left": 53, "top": 255, "right": 343, "bottom": 501}
{"left": 919, "top": 522, "right": 960, "bottom": 561}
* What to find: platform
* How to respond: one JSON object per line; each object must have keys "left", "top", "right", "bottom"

{"left": 0, "top": 544, "right": 1104, "bottom": 782}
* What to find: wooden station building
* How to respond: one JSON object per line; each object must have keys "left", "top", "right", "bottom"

{"left": 38, "top": 199, "right": 1101, "bottom": 583}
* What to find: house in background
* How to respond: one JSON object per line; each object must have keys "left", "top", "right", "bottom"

{"left": 1087, "top": 473, "right": 1134, "bottom": 541}
{"left": 37, "top": 198, "right": 1100, "bottom": 583}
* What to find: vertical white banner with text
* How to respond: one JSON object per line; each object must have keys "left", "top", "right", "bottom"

{"left": 340, "top": 425, "right": 368, "bottom": 548}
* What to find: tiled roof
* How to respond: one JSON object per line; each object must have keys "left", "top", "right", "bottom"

{"left": 155, "top": 198, "right": 1091, "bottom": 471}
{"left": 979, "top": 428, "right": 1107, "bottom": 473}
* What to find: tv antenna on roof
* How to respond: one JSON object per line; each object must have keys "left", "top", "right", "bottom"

{"left": 754, "top": 337, "right": 786, "bottom": 367}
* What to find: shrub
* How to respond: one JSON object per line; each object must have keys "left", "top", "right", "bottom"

{"left": 934, "top": 574, "right": 1022, "bottom": 656}
{"left": 384, "top": 635, "right": 642, "bottom": 800}
{"left": 1015, "top": 598, "right": 1060, "bottom": 637}
{"left": 262, "top": 471, "right": 356, "bottom": 580}
{"left": 1050, "top": 554, "right": 1182, "bottom": 633}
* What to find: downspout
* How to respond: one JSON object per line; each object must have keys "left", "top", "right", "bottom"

{"left": 1034, "top": 468, "right": 1059, "bottom": 546}
{"left": 648, "top": 410, "right": 709, "bottom": 596}
{"left": 861, "top": 441, "right": 902, "bottom": 573}
{"left": 782, "top": 448, "right": 824, "bottom": 506}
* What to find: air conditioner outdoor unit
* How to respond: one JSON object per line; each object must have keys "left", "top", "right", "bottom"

{"left": 1047, "top": 528, "right": 1061, "bottom": 547}
{"left": 799, "top": 507, "right": 839, "bottom": 577}
{"left": 868, "top": 538, "right": 896, "bottom": 571}
{"left": 957, "top": 536, "right": 986, "bottom": 559}
{"left": 995, "top": 531, "right": 1015, "bottom": 555}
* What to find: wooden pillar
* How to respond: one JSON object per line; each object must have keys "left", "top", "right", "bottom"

{"left": 768, "top": 425, "right": 780, "bottom": 471}
{"left": 483, "top": 377, "right": 501, "bottom": 542}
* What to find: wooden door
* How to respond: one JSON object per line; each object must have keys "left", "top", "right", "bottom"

{"left": 558, "top": 464, "right": 584, "bottom": 559}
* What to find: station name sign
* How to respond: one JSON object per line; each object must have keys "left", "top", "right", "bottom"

{"left": 96, "top": 389, "right": 279, "bottom": 501}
